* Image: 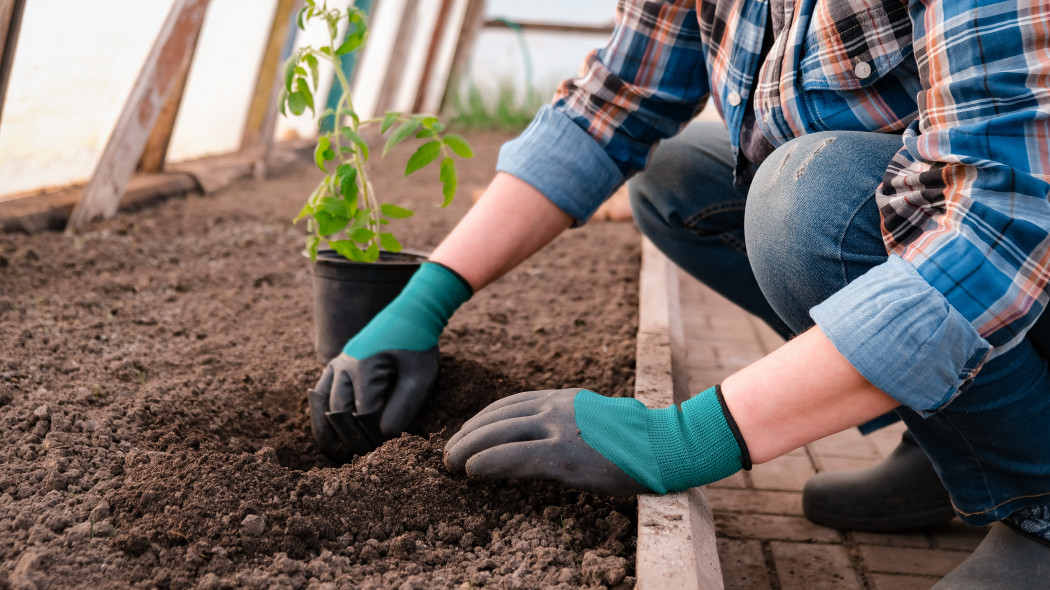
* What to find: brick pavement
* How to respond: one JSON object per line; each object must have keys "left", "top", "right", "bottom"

{"left": 677, "top": 270, "right": 989, "bottom": 590}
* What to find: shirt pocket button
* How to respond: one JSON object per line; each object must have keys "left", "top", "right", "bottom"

{"left": 854, "top": 61, "right": 872, "bottom": 80}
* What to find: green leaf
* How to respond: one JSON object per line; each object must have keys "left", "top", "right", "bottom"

{"left": 440, "top": 157, "right": 457, "bottom": 207}
{"left": 341, "top": 127, "right": 369, "bottom": 160}
{"left": 314, "top": 136, "right": 331, "bottom": 172}
{"left": 336, "top": 164, "right": 358, "bottom": 204}
{"left": 294, "top": 65, "right": 308, "bottom": 77}
{"left": 319, "top": 46, "right": 332, "bottom": 57}
{"left": 380, "top": 203, "right": 414, "bottom": 219}
{"left": 443, "top": 134, "right": 474, "bottom": 158}
{"left": 350, "top": 228, "right": 375, "bottom": 243}
{"left": 314, "top": 210, "right": 349, "bottom": 236}
{"left": 322, "top": 148, "right": 335, "bottom": 161}
{"left": 364, "top": 243, "right": 380, "bottom": 262}
{"left": 304, "top": 54, "right": 319, "bottom": 89}
{"left": 420, "top": 116, "right": 439, "bottom": 128}
{"left": 288, "top": 91, "right": 307, "bottom": 116}
{"left": 415, "top": 129, "right": 436, "bottom": 139}
{"left": 404, "top": 141, "right": 441, "bottom": 176}
{"left": 318, "top": 196, "right": 347, "bottom": 217}
{"left": 432, "top": 122, "right": 446, "bottom": 133}
{"left": 329, "top": 240, "right": 366, "bottom": 262}
{"left": 295, "top": 78, "right": 314, "bottom": 115}
{"left": 349, "top": 209, "right": 370, "bottom": 231}
{"left": 294, "top": 200, "right": 315, "bottom": 222}
{"left": 305, "top": 236, "right": 320, "bottom": 262}
{"left": 296, "top": 6, "right": 307, "bottom": 30}
{"left": 283, "top": 55, "right": 297, "bottom": 93}
{"left": 336, "top": 35, "right": 363, "bottom": 55}
{"left": 381, "top": 112, "right": 399, "bottom": 134}
{"left": 383, "top": 119, "right": 422, "bottom": 156}
{"left": 379, "top": 232, "right": 402, "bottom": 253}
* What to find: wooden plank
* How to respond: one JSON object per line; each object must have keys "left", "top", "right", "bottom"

{"left": 371, "top": 0, "right": 418, "bottom": 116}
{"left": 412, "top": 0, "right": 454, "bottom": 113}
{"left": 66, "top": 0, "right": 211, "bottom": 231}
{"left": 240, "top": 0, "right": 301, "bottom": 171}
{"left": 137, "top": 2, "right": 209, "bottom": 173}
{"left": 0, "top": 0, "right": 26, "bottom": 125}
{"left": 437, "top": 0, "right": 485, "bottom": 113}
{"left": 483, "top": 18, "right": 615, "bottom": 36}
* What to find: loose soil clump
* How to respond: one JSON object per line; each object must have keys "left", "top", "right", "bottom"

{"left": 0, "top": 132, "right": 641, "bottom": 589}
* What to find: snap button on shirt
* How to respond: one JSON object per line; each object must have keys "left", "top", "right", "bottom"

{"left": 854, "top": 61, "right": 872, "bottom": 80}
{"left": 727, "top": 91, "right": 742, "bottom": 106}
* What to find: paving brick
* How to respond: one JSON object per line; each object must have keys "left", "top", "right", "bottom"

{"left": 810, "top": 455, "right": 880, "bottom": 473}
{"left": 749, "top": 453, "right": 815, "bottom": 491}
{"left": 717, "top": 538, "right": 773, "bottom": 590}
{"left": 807, "top": 428, "right": 880, "bottom": 461}
{"left": 708, "top": 471, "right": 750, "bottom": 489}
{"left": 769, "top": 542, "right": 862, "bottom": 590}
{"left": 715, "top": 512, "right": 841, "bottom": 543}
{"left": 930, "top": 520, "right": 989, "bottom": 551}
{"left": 869, "top": 573, "right": 940, "bottom": 590}
{"left": 851, "top": 530, "right": 930, "bottom": 549}
{"left": 706, "top": 488, "right": 804, "bottom": 516}
{"left": 866, "top": 422, "right": 908, "bottom": 459}
{"left": 859, "top": 544, "right": 971, "bottom": 577}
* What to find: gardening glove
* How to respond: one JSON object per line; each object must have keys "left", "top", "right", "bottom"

{"left": 443, "top": 386, "right": 751, "bottom": 496}
{"left": 311, "top": 261, "right": 472, "bottom": 461}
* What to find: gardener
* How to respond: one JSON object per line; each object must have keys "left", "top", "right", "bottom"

{"left": 311, "top": 0, "right": 1050, "bottom": 586}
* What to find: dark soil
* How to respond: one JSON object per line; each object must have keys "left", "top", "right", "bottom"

{"left": 0, "top": 131, "right": 642, "bottom": 589}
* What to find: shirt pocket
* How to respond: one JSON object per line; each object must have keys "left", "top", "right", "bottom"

{"left": 799, "top": 0, "right": 913, "bottom": 91}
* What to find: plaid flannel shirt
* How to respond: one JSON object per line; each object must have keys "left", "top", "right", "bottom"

{"left": 498, "top": 0, "right": 1050, "bottom": 413}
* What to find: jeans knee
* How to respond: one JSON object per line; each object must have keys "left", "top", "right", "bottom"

{"left": 744, "top": 133, "right": 854, "bottom": 331}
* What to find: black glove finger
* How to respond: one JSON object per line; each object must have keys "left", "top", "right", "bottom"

{"left": 463, "top": 440, "right": 561, "bottom": 481}
{"left": 444, "top": 411, "right": 550, "bottom": 472}
{"left": 444, "top": 391, "right": 557, "bottom": 452}
{"left": 380, "top": 349, "right": 439, "bottom": 437}
{"left": 354, "top": 357, "right": 395, "bottom": 416}
{"left": 309, "top": 365, "right": 349, "bottom": 461}
{"left": 329, "top": 364, "right": 356, "bottom": 414}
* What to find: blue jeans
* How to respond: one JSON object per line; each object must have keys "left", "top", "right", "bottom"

{"left": 630, "top": 122, "right": 1050, "bottom": 526}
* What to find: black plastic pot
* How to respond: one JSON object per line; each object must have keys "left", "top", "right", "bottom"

{"left": 311, "top": 248, "right": 426, "bottom": 364}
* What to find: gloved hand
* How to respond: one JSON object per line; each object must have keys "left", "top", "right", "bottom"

{"left": 444, "top": 386, "right": 751, "bottom": 496}
{"left": 311, "top": 262, "right": 472, "bottom": 462}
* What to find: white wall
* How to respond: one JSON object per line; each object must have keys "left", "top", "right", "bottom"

{"left": 463, "top": 0, "right": 618, "bottom": 106}
{"left": 0, "top": 0, "right": 277, "bottom": 200}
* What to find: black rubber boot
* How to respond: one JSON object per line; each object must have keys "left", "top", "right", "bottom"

{"left": 803, "top": 430, "right": 956, "bottom": 531}
{"left": 932, "top": 523, "right": 1050, "bottom": 589}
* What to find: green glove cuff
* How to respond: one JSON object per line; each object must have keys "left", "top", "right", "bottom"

{"left": 574, "top": 386, "right": 745, "bottom": 494}
{"left": 342, "top": 261, "right": 472, "bottom": 358}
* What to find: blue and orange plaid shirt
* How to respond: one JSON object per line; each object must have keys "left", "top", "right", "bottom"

{"left": 498, "top": 0, "right": 1050, "bottom": 413}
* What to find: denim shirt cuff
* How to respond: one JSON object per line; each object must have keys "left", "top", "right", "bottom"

{"left": 497, "top": 105, "right": 624, "bottom": 226}
{"left": 810, "top": 256, "right": 991, "bottom": 416}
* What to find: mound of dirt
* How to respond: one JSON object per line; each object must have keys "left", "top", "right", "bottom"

{"left": 0, "top": 131, "right": 641, "bottom": 589}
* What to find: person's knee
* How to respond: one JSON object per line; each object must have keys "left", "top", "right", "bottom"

{"left": 744, "top": 133, "right": 856, "bottom": 331}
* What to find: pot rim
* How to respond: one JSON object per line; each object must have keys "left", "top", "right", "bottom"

{"left": 311, "top": 248, "right": 429, "bottom": 267}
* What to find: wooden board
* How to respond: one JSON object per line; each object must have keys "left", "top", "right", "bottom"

{"left": 0, "top": 0, "right": 26, "bottom": 125}
{"left": 66, "top": 0, "right": 211, "bottom": 231}
{"left": 241, "top": 0, "right": 301, "bottom": 174}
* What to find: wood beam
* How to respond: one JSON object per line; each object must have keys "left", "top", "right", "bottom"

{"left": 0, "top": 0, "right": 26, "bottom": 126}
{"left": 66, "top": 0, "right": 211, "bottom": 231}
{"left": 240, "top": 0, "right": 301, "bottom": 174}
{"left": 483, "top": 18, "right": 615, "bottom": 36}
{"left": 137, "top": 3, "right": 208, "bottom": 173}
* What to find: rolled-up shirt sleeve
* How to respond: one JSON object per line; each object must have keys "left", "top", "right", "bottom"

{"left": 497, "top": 0, "right": 709, "bottom": 225}
{"left": 811, "top": 257, "right": 991, "bottom": 415}
{"left": 816, "top": 0, "right": 1050, "bottom": 414}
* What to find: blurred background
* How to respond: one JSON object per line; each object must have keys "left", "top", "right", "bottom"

{"left": 0, "top": 0, "right": 617, "bottom": 201}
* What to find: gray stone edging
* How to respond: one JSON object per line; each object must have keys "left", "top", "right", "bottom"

{"left": 634, "top": 237, "right": 723, "bottom": 589}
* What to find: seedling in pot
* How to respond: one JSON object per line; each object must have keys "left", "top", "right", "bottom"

{"left": 281, "top": 0, "right": 473, "bottom": 263}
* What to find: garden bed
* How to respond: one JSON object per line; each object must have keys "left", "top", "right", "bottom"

{"left": 0, "top": 132, "right": 642, "bottom": 589}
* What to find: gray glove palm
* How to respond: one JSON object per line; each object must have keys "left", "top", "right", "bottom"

{"left": 443, "top": 388, "right": 649, "bottom": 496}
